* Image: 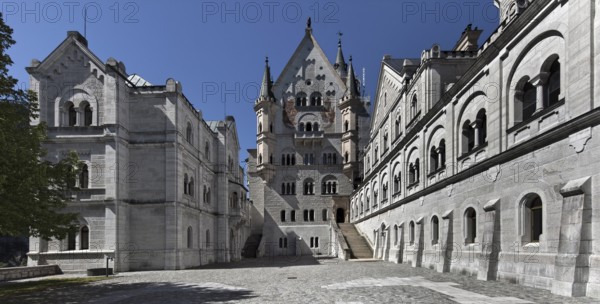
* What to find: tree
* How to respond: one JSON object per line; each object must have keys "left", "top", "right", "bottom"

{"left": 0, "top": 13, "right": 80, "bottom": 239}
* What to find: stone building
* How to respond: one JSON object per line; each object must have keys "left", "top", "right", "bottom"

{"left": 349, "top": 0, "right": 600, "bottom": 299}
{"left": 247, "top": 21, "right": 370, "bottom": 257}
{"left": 25, "top": 32, "right": 251, "bottom": 271}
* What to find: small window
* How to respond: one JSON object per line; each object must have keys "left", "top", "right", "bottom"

{"left": 309, "top": 209, "right": 315, "bottom": 222}
{"left": 183, "top": 174, "right": 189, "bottom": 195}
{"left": 281, "top": 210, "right": 286, "bottom": 222}
{"left": 464, "top": 208, "right": 477, "bottom": 244}
{"left": 344, "top": 120, "right": 349, "bottom": 132}
{"left": 68, "top": 103, "right": 77, "bottom": 126}
{"left": 304, "top": 210, "right": 309, "bottom": 222}
{"left": 545, "top": 59, "right": 560, "bottom": 107}
{"left": 79, "top": 164, "right": 89, "bottom": 189}
{"left": 187, "top": 226, "right": 193, "bottom": 249}
{"left": 462, "top": 120, "right": 475, "bottom": 154}
{"left": 291, "top": 210, "right": 296, "bottom": 222}
{"left": 431, "top": 216, "right": 439, "bottom": 245}
{"left": 67, "top": 229, "right": 76, "bottom": 250}
{"left": 409, "top": 221, "right": 415, "bottom": 245}
{"left": 84, "top": 104, "right": 92, "bottom": 126}
{"left": 80, "top": 226, "right": 89, "bottom": 250}
{"left": 186, "top": 122, "right": 193, "bottom": 143}
{"left": 322, "top": 209, "right": 328, "bottom": 221}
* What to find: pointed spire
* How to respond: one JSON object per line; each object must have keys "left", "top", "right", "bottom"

{"left": 345, "top": 56, "right": 359, "bottom": 99}
{"left": 259, "top": 57, "right": 274, "bottom": 100}
{"left": 334, "top": 32, "right": 347, "bottom": 78}
{"left": 305, "top": 17, "right": 312, "bottom": 34}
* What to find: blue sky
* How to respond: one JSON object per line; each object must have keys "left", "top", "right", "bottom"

{"left": 5, "top": 0, "right": 499, "bottom": 163}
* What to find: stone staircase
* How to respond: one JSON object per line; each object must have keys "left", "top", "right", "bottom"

{"left": 338, "top": 224, "right": 373, "bottom": 259}
{"left": 241, "top": 234, "right": 262, "bottom": 258}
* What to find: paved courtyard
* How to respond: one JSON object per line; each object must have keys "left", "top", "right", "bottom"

{"left": 2, "top": 257, "right": 599, "bottom": 303}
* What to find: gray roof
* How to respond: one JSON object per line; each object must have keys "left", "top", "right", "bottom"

{"left": 127, "top": 74, "right": 152, "bottom": 87}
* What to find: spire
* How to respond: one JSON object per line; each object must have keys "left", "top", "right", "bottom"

{"left": 259, "top": 57, "right": 274, "bottom": 100}
{"left": 334, "top": 32, "right": 347, "bottom": 78}
{"left": 305, "top": 17, "right": 312, "bottom": 34}
{"left": 345, "top": 56, "right": 359, "bottom": 99}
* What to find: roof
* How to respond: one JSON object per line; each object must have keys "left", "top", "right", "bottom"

{"left": 127, "top": 74, "right": 152, "bottom": 87}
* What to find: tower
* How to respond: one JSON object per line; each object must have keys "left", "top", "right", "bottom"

{"left": 339, "top": 56, "right": 364, "bottom": 187}
{"left": 254, "top": 57, "right": 276, "bottom": 181}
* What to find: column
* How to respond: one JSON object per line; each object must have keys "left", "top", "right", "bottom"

{"left": 531, "top": 74, "right": 547, "bottom": 113}
{"left": 437, "top": 210, "right": 453, "bottom": 273}
{"left": 412, "top": 217, "right": 424, "bottom": 268}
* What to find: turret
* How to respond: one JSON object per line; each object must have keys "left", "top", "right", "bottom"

{"left": 254, "top": 57, "right": 276, "bottom": 180}
{"left": 334, "top": 35, "right": 348, "bottom": 79}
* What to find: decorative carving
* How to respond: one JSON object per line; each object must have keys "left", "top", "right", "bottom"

{"left": 446, "top": 184, "right": 453, "bottom": 197}
{"left": 485, "top": 165, "right": 501, "bottom": 182}
{"left": 569, "top": 127, "right": 592, "bottom": 153}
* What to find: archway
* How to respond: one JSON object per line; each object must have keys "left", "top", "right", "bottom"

{"left": 336, "top": 208, "right": 345, "bottom": 223}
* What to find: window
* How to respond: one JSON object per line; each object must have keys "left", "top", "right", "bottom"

{"left": 464, "top": 208, "right": 477, "bottom": 244}
{"left": 306, "top": 122, "right": 313, "bottom": 132}
{"left": 545, "top": 59, "right": 560, "bottom": 108}
{"left": 258, "top": 154, "right": 263, "bottom": 164}
{"left": 344, "top": 120, "right": 349, "bottom": 132}
{"left": 322, "top": 209, "right": 328, "bottom": 221}
{"left": 522, "top": 194, "right": 543, "bottom": 243}
{"left": 269, "top": 123, "right": 273, "bottom": 133}
{"left": 186, "top": 122, "right": 193, "bottom": 143}
{"left": 393, "top": 174, "right": 400, "bottom": 193}
{"left": 409, "top": 221, "right": 415, "bottom": 245}
{"left": 344, "top": 152, "right": 349, "bottom": 163}
{"left": 395, "top": 116, "right": 401, "bottom": 137}
{"left": 310, "top": 237, "right": 320, "bottom": 248}
{"left": 279, "top": 237, "right": 288, "bottom": 248}
{"left": 258, "top": 122, "right": 263, "bottom": 133}
{"left": 296, "top": 92, "right": 307, "bottom": 106}
{"left": 187, "top": 226, "right": 193, "bottom": 249}
{"left": 291, "top": 210, "right": 296, "bottom": 222}
{"left": 439, "top": 140, "right": 446, "bottom": 168}
{"left": 269, "top": 154, "right": 273, "bottom": 164}
{"left": 462, "top": 121, "right": 475, "bottom": 155}
{"left": 68, "top": 103, "right": 77, "bottom": 126}
{"left": 431, "top": 216, "right": 439, "bottom": 245}
{"left": 382, "top": 182, "right": 388, "bottom": 201}
{"left": 476, "top": 109, "right": 487, "bottom": 146}
{"left": 184, "top": 174, "right": 189, "bottom": 195}
{"left": 309, "top": 209, "right": 315, "bottom": 222}
{"left": 303, "top": 179, "right": 315, "bottom": 195}
{"left": 408, "top": 159, "right": 420, "bottom": 185}
{"left": 383, "top": 132, "right": 389, "bottom": 151}
{"left": 205, "top": 142, "right": 210, "bottom": 160}
{"left": 84, "top": 104, "right": 92, "bottom": 126}
{"left": 188, "top": 177, "right": 194, "bottom": 197}
{"left": 79, "top": 164, "right": 89, "bottom": 189}
{"left": 313, "top": 123, "right": 319, "bottom": 132}
{"left": 299, "top": 123, "right": 305, "bottom": 132}
{"left": 430, "top": 146, "right": 439, "bottom": 173}
{"left": 281, "top": 210, "right": 286, "bottom": 222}
{"left": 522, "top": 82, "right": 537, "bottom": 122}
{"left": 393, "top": 225, "right": 399, "bottom": 246}
{"left": 206, "top": 187, "right": 211, "bottom": 204}
{"left": 310, "top": 92, "right": 322, "bottom": 106}
{"left": 80, "top": 226, "right": 89, "bottom": 250}
{"left": 303, "top": 153, "right": 314, "bottom": 165}
{"left": 411, "top": 95, "right": 417, "bottom": 119}
{"left": 303, "top": 210, "right": 309, "bottom": 221}
{"left": 67, "top": 230, "right": 76, "bottom": 250}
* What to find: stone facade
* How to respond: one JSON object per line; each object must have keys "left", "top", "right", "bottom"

{"left": 25, "top": 32, "right": 251, "bottom": 271}
{"left": 248, "top": 23, "right": 370, "bottom": 257}
{"left": 350, "top": 0, "right": 600, "bottom": 299}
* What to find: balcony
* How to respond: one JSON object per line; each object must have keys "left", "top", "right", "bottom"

{"left": 294, "top": 131, "right": 324, "bottom": 146}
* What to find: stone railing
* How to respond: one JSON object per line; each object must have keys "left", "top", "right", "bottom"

{"left": 330, "top": 220, "right": 350, "bottom": 260}
{"left": 0, "top": 265, "right": 62, "bottom": 282}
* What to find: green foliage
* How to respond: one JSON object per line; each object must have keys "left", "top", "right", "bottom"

{"left": 0, "top": 13, "right": 79, "bottom": 239}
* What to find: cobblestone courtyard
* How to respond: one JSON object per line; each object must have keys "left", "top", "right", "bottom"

{"left": 2, "top": 257, "right": 599, "bottom": 303}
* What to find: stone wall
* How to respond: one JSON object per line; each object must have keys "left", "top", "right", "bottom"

{"left": 0, "top": 265, "right": 62, "bottom": 282}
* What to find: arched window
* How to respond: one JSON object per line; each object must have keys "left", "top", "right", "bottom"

{"left": 476, "top": 109, "right": 487, "bottom": 146}
{"left": 310, "top": 92, "right": 322, "bottom": 106}
{"left": 522, "top": 194, "right": 543, "bottom": 243}
{"left": 68, "top": 103, "right": 77, "bottom": 126}
{"left": 415, "top": 159, "right": 420, "bottom": 183}
{"left": 258, "top": 154, "right": 263, "bottom": 164}
{"left": 395, "top": 116, "right": 401, "bottom": 137}
{"left": 280, "top": 210, "right": 286, "bottom": 222}
{"left": 439, "top": 139, "right": 446, "bottom": 168}
{"left": 409, "top": 221, "right": 415, "bottom": 245}
{"left": 430, "top": 146, "right": 439, "bottom": 173}
{"left": 296, "top": 92, "right": 307, "bottom": 106}
{"left": 258, "top": 122, "right": 263, "bottom": 133}
{"left": 291, "top": 210, "right": 296, "bottom": 222}
{"left": 522, "top": 82, "right": 537, "bottom": 122}
{"left": 80, "top": 226, "right": 89, "bottom": 250}
{"left": 186, "top": 122, "right": 193, "bottom": 143}
{"left": 183, "top": 174, "right": 189, "bottom": 195}
{"left": 545, "top": 59, "right": 560, "bottom": 108}
{"left": 313, "top": 123, "right": 319, "bottom": 132}
{"left": 464, "top": 208, "right": 477, "bottom": 244}
{"left": 393, "top": 225, "right": 399, "bottom": 246}
{"left": 187, "top": 226, "right": 193, "bottom": 249}
{"left": 79, "top": 164, "right": 89, "bottom": 189}
{"left": 299, "top": 123, "right": 305, "bottom": 132}
{"left": 84, "top": 104, "right": 92, "bottom": 126}
{"left": 411, "top": 95, "right": 417, "bottom": 119}
{"left": 393, "top": 174, "right": 400, "bottom": 193}
{"left": 431, "top": 216, "right": 439, "bottom": 245}
{"left": 322, "top": 209, "right": 328, "bottom": 221}
{"left": 461, "top": 120, "right": 475, "bottom": 154}
{"left": 306, "top": 122, "right": 312, "bottom": 132}
{"left": 303, "top": 179, "right": 314, "bottom": 195}
{"left": 344, "top": 152, "right": 349, "bottom": 163}
{"left": 344, "top": 120, "right": 349, "bottom": 132}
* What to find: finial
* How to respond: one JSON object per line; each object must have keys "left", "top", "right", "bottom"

{"left": 337, "top": 31, "right": 343, "bottom": 46}
{"left": 265, "top": 56, "right": 269, "bottom": 64}
{"left": 349, "top": 55, "right": 353, "bottom": 63}
{"left": 307, "top": 17, "right": 311, "bottom": 29}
